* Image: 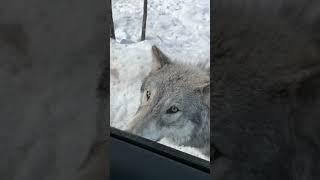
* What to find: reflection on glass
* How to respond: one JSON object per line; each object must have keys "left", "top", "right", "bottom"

{"left": 110, "top": 0, "right": 210, "bottom": 161}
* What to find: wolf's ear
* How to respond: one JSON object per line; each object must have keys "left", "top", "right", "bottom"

{"left": 195, "top": 81, "right": 210, "bottom": 107}
{"left": 151, "top": 45, "right": 171, "bottom": 70}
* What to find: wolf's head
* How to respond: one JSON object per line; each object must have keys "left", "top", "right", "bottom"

{"left": 126, "top": 46, "right": 210, "bottom": 155}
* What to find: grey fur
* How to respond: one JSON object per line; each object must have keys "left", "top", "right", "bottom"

{"left": 127, "top": 45, "right": 210, "bottom": 157}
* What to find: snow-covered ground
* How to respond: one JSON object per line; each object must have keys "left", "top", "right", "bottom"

{"left": 110, "top": 0, "right": 210, "bottom": 161}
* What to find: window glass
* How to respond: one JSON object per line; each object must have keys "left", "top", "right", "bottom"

{"left": 110, "top": 0, "right": 210, "bottom": 162}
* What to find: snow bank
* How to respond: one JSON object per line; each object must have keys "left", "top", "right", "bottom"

{"left": 110, "top": 0, "right": 210, "bottom": 161}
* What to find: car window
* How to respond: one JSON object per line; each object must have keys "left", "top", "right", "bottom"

{"left": 109, "top": 0, "right": 210, "bottom": 164}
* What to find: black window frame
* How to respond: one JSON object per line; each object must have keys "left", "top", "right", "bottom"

{"left": 110, "top": 127, "right": 210, "bottom": 173}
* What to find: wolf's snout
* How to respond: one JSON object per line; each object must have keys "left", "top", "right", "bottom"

{"left": 126, "top": 116, "right": 163, "bottom": 142}
{"left": 126, "top": 116, "right": 143, "bottom": 136}
{"left": 126, "top": 120, "right": 138, "bottom": 134}
{"left": 126, "top": 106, "right": 150, "bottom": 135}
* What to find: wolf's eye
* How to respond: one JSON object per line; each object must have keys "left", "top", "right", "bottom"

{"left": 166, "top": 106, "right": 179, "bottom": 114}
{"left": 146, "top": 90, "right": 151, "bottom": 100}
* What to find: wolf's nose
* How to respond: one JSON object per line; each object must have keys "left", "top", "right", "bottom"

{"left": 126, "top": 121, "right": 138, "bottom": 134}
{"left": 125, "top": 124, "right": 134, "bottom": 133}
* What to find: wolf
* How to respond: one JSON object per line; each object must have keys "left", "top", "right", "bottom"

{"left": 126, "top": 45, "right": 210, "bottom": 157}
